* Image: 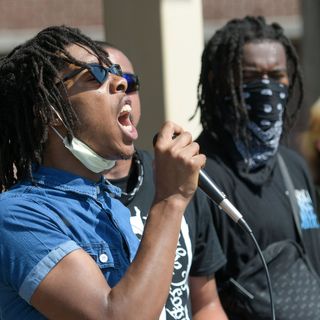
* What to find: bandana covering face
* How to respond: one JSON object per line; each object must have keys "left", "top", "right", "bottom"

{"left": 234, "top": 78, "right": 288, "bottom": 170}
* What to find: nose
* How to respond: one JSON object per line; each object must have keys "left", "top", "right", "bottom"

{"left": 109, "top": 74, "right": 128, "bottom": 93}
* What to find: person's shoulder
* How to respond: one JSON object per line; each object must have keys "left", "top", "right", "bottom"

{"left": 0, "top": 180, "right": 55, "bottom": 218}
{"left": 134, "top": 149, "right": 154, "bottom": 181}
{"left": 135, "top": 149, "right": 154, "bottom": 163}
{"left": 196, "top": 130, "right": 215, "bottom": 155}
{"left": 0, "top": 183, "right": 31, "bottom": 204}
{"left": 0, "top": 191, "right": 35, "bottom": 231}
{"left": 196, "top": 131, "right": 225, "bottom": 163}
{"left": 0, "top": 184, "right": 42, "bottom": 212}
{"left": 279, "top": 145, "right": 308, "bottom": 169}
{"left": 202, "top": 153, "right": 230, "bottom": 187}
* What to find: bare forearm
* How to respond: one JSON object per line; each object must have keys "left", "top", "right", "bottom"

{"left": 193, "top": 304, "right": 229, "bottom": 320}
{"left": 108, "top": 199, "right": 187, "bottom": 319}
{"left": 190, "top": 276, "right": 228, "bottom": 320}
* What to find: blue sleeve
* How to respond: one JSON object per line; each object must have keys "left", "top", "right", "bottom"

{"left": 0, "top": 196, "right": 80, "bottom": 303}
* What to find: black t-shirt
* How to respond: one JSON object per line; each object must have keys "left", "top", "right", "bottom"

{"left": 109, "top": 149, "right": 226, "bottom": 320}
{"left": 197, "top": 130, "right": 320, "bottom": 288}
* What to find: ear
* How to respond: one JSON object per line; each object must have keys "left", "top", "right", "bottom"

{"left": 51, "top": 117, "right": 62, "bottom": 127}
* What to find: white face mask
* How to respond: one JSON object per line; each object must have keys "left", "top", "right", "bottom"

{"left": 51, "top": 126, "right": 115, "bottom": 173}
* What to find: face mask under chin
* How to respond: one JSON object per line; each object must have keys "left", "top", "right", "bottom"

{"left": 51, "top": 126, "right": 115, "bottom": 173}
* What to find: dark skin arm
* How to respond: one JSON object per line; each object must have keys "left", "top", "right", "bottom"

{"left": 190, "top": 276, "right": 228, "bottom": 320}
{"left": 31, "top": 121, "right": 206, "bottom": 320}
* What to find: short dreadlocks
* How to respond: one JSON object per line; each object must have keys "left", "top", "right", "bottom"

{"left": 196, "top": 16, "right": 303, "bottom": 143}
{"left": 0, "top": 25, "right": 111, "bottom": 190}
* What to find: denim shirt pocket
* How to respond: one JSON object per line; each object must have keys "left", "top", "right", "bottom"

{"left": 81, "top": 242, "right": 127, "bottom": 287}
{"left": 81, "top": 242, "right": 117, "bottom": 269}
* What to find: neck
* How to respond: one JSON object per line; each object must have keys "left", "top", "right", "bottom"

{"left": 104, "top": 158, "right": 133, "bottom": 180}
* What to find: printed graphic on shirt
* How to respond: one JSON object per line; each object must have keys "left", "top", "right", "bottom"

{"left": 130, "top": 206, "right": 193, "bottom": 320}
{"left": 295, "top": 189, "right": 320, "bottom": 229}
{"left": 130, "top": 206, "right": 145, "bottom": 239}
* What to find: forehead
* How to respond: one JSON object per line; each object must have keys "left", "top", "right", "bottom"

{"left": 106, "top": 47, "right": 134, "bottom": 73}
{"left": 242, "top": 41, "right": 287, "bottom": 69}
{"left": 65, "top": 43, "right": 100, "bottom": 65}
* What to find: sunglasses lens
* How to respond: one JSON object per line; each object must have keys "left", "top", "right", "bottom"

{"left": 89, "top": 65, "right": 107, "bottom": 83}
{"left": 88, "top": 64, "right": 122, "bottom": 84}
{"left": 123, "top": 73, "right": 140, "bottom": 94}
{"left": 109, "top": 64, "right": 123, "bottom": 77}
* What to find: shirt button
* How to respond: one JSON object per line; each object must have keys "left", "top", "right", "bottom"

{"left": 99, "top": 253, "right": 108, "bottom": 263}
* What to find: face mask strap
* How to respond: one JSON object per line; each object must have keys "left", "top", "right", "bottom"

{"left": 49, "top": 105, "right": 71, "bottom": 143}
{"left": 50, "top": 125, "right": 65, "bottom": 141}
{"left": 49, "top": 104, "right": 68, "bottom": 128}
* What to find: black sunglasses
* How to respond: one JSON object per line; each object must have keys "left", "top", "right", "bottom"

{"left": 62, "top": 63, "right": 123, "bottom": 84}
{"left": 122, "top": 73, "right": 140, "bottom": 94}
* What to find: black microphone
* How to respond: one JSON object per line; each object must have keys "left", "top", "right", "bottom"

{"left": 153, "top": 133, "right": 249, "bottom": 228}
{"left": 198, "top": 169, "right": 244, "bottom": 224}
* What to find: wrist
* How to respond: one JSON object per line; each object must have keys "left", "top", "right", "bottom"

{"left": 152, "top": 194, "right": 190, "bottom": 216}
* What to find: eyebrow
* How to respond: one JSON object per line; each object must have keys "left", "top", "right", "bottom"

{"left": 242, "top": 67, "right": 288, "bottom": 73}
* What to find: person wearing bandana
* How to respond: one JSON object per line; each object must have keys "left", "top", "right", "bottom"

{"left": 195, "top": 16, "right": 320, "bottom": 319}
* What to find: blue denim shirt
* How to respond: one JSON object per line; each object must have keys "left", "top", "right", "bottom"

{"left": 0, "top": 166, "right": 140, "bottom": 319}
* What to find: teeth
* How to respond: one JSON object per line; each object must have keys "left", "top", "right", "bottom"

{"left": 121, "top": 104, "right": 132, "bottom": 113}
{"left": 118, "top": 103, "right": 133, "bottom": 131}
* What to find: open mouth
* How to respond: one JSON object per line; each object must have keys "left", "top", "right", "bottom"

{"left": 117, "top": 103, "right": 138, "bottom": 141}
{"left": 118, "top": 104, "right": 133, "bottom": 130}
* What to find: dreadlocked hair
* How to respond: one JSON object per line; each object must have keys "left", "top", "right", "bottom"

{"left": 0, "top": 25, "right": 111, "bottom": 191}
{"left": 195, "top": 15, "right": 303, "bottom": 143}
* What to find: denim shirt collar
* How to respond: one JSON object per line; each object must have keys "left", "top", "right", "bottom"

{"left": 31, "top": 165, "right": 122, "bottom": 199}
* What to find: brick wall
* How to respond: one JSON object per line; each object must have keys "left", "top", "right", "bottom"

{"left": 0, "top": 0, "right": 300, "bottom": 30}
{"left": 203, "top": 0, "right": 300, "bottom": 20}
{"left": 0, "top": 0, "right": 103, "bottom": 29}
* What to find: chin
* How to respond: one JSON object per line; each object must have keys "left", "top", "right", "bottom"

{"left": 118, "top": 144, "right": 135, "bottom": 160}
{"left": 119, "top": 154, "right": 133, "bottom": 160}
{"left": 121, "top": 148, "right": 135, "bottom": 160}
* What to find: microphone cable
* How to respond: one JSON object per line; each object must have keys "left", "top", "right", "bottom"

{"left": 199, "top": 170, "right": 276, "bottom": 320}
{"left": 237, "top": 218, "right": 276, "bottom": 320}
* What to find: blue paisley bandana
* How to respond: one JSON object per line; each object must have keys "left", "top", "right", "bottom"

{"left": 234, "top": 78, "right": 288, "bottom": 170}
